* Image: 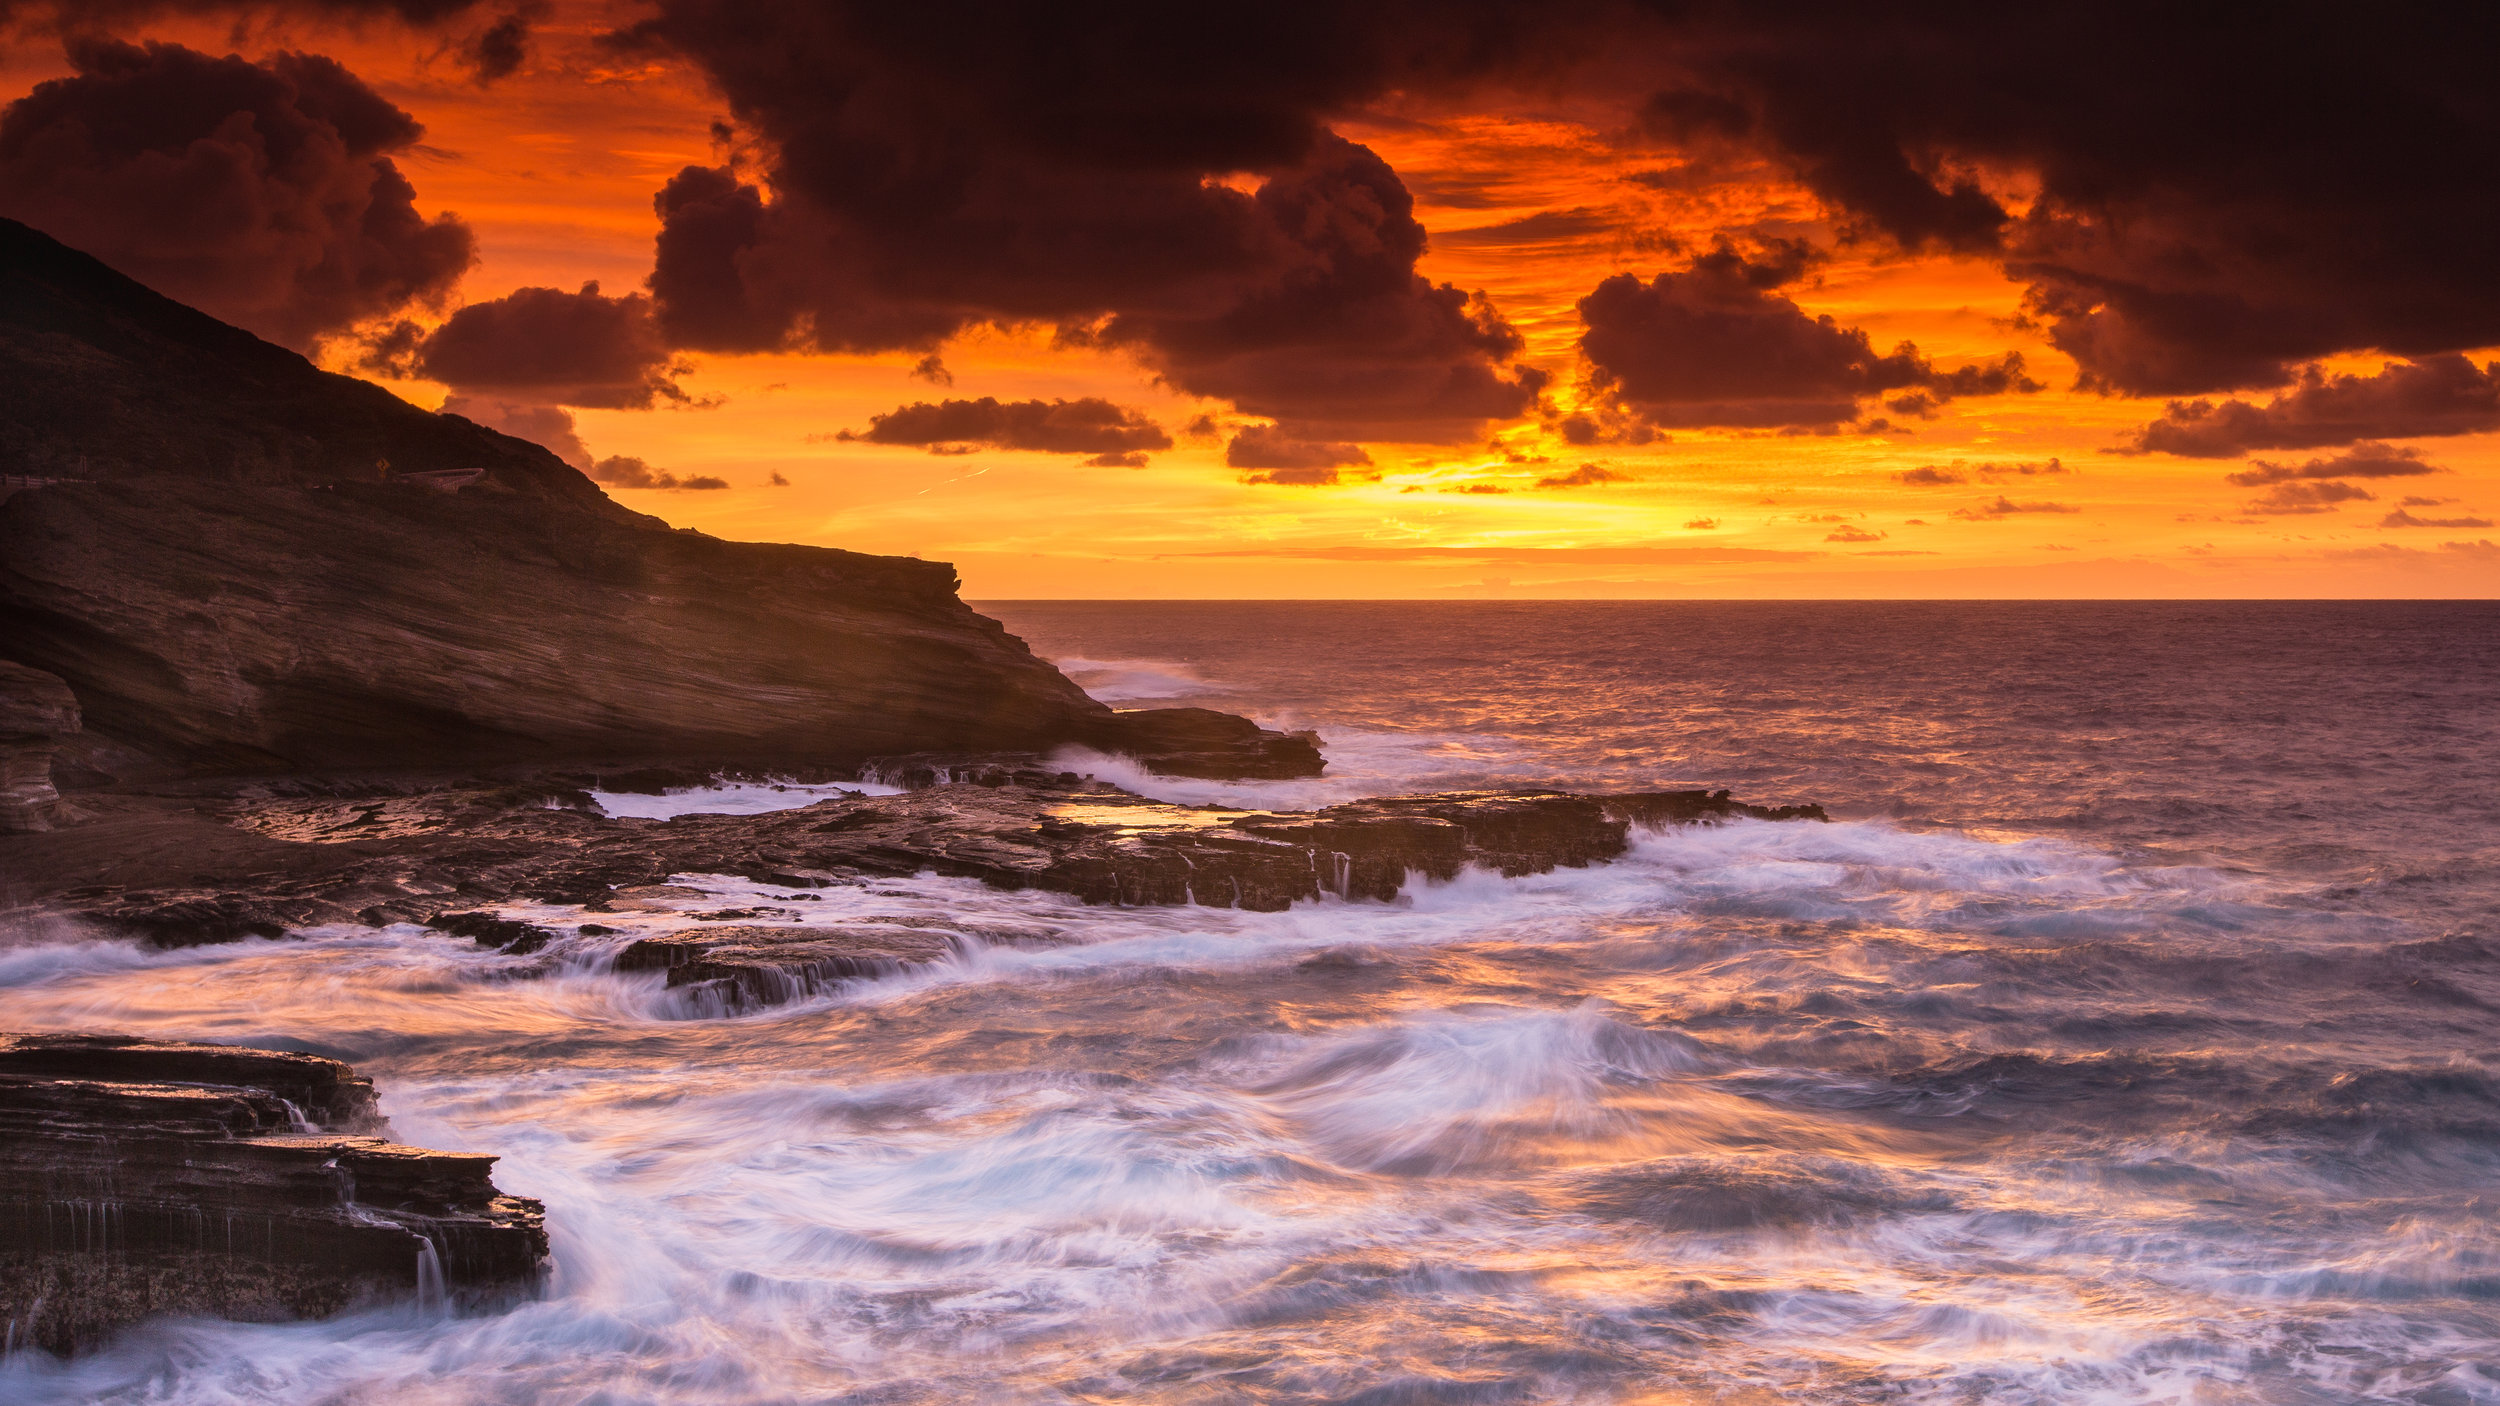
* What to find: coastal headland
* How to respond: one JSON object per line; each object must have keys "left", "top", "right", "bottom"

{"left": 0, "top": 217, "right": 1821, "bottom": 1352}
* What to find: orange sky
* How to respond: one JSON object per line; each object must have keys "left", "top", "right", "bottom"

{"left": 7, "top": 4, "right": 2495, "bottom": 598}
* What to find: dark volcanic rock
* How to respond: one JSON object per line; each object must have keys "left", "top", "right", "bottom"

{"left": 427, "top": 910, "right": 559, "bottom": 955}
{"left": 0, "top": 659, "right": 79, "bottom": 832}
{"left": 1080, "top": 707, "right": 1327, "bottom": 780}
{"left": 0, "top": 1034, "right": 547, "bottom": 1356}
{"left": 616, "top": 923, "right": 964, "bottom": 1012}
{"left": 0, "top": 218, "right": 1314, "bottom": 781}
{"left": 573, "top": 787, "right": 1825, "bottom": 1011}
{"left": 9, "top": 779, "right": 1826, "bottom": 952}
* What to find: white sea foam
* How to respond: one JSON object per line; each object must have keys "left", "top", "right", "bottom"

{"left": 589, "top": 778, "right": 904, "bottom": 820}
{"left": 0, "top": 809, "right": 2482, "bottom": 1402}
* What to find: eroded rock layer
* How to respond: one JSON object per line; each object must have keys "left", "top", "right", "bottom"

{"left": 0, "top": 1034, "right": 548, "bottom": 1356}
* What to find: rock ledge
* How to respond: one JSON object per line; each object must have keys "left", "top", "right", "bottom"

{"left": 0, "top": 1034, "right": 547, "bottom": 1356}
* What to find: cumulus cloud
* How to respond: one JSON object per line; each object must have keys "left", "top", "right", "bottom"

{"left": 589, "top": 455, "right": 726, "bottom": 491}
{"left": 1095, "top": 136, "right": 1546, "bottom": 443}
{"left": 1825, "top": 525, "right": 1885, "bottom": 542}
{"left": 1225, "top": 425, "right": 1372, "bottom": 472}
{"left": 2125, "top": 356, "right": 2500, "bottom": 457}
{"left": 1896, "top": 459, "right": 2065, "bottom": 487}
{"left": 1574, "top": 251, "right": 2037, "bottom": 430}
{"left": 2381, "top": 507, "right": 2493, "bottom": 529}
{"left": 463, "top": 8, "right": 534, "bottom": 82}
{"left": 2245, "top": 480, "right": 2374, "bottom": 515}
{"left": 0, "top": 38, "right": 473, "bottom": 349}
{"left": 413, "top": 282, "right": 689, "bottom": 409}
{"left": 438, "top": 394, "right": 589, "bottom": 467}
{"left": 1535, "top": 463, "right": 1629, "bottom": 488}
{"left": 837, "top": 397, "right": 1172, "bottom": 458}
{"left": 1951, "top": 497, "right": 2078, "bottom": 520}
{"left": 2222, "top": 443, "right": 2444, "bottom": 487}
{"left": 1240, "top": 466, "right": 1344, "bottom": 487}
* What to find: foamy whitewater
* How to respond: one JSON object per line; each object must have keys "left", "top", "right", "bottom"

{"left": 4, "top": 601, "right": 2496, "bottom": 1403}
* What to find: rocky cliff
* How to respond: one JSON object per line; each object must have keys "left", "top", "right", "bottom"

{"left": 0, "top": 1034, "right": 548, "bottom": 1355}
{"left": 0, "top": 218, "right": 1314, "bottom": 780}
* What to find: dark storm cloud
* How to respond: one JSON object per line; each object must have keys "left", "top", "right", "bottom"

{"left": 1433, "top": 207, "right": 1621, "bottom": 248}
{"left": 1224, "top": 425, "right": 1373, "bottom": 472}
{"left": 2222, "top": 443, "right": 2442, "bottom": 488}
{"left": 2124, "top": 357, "right": 2500, "bottom": 457}
{"left": 1574, "top": 251, "right": 2038, "bottom": 430}
{"left": 0, "top": 0, "right": 483, "bottom": 27}
{"left": 464, "top": 8, "right": 535, "bottom": 82}
{"left": 624, "top": 4, "right": 1564, "bottom": 444}
{"left": 837, "top": 397, "right": 1173, "bottom": 457}
{"left": 0, "top": 38, "right": 473, "bottom": 349}
{"left": 28, "top": 0, "right": 2496, "bottom": 421}
{"left": 625, "top": 2, "right": 2500, "bottom": 411}
{"left": 1097, "top": 137, "right": 1547, "bottom": 442}
{"left": 1629, "top": 6, "right": 2500, "bottom": 396}
{"left": 414, "top": 282, "right": 688, "bottom": 409}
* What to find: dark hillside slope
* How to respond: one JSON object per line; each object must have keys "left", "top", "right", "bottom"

{"left": 0, "top": 218, "right": 1311, "bottom": 778}
{"left": 0, "top": 218, "right": 601, "bottom": 506}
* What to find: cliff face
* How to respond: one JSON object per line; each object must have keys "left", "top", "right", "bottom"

{"left": 2, "top": 473, "right": 1105, "bottom": 772}
{"left": 0, "top": 218, "right": 1265, "bottom": 777}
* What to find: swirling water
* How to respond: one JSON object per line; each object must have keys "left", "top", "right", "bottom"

{"left": 3, "top": 600, "right": 2497, "bottom": 1404}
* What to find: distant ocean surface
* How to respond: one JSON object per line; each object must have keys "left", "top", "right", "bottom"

{"left": 6, "top": 601, "right": 2497, "bottom": 1403}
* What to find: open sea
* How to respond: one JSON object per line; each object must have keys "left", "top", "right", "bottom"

{"left": 4, "top": 600, "right": 2497, "bottom": 1404}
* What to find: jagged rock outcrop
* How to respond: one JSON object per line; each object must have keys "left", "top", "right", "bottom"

{"left": 0, "top": 1034, "right": 547, "bottom": 1356}
{"left": 571, "top": 787, "right": 1829, "bottom": 1012}
{"left": 616, "top": 923, "right": 964, "bottom": 1012}
{"left": 1071, "top": 707, "right": 1324, "bottom": 780}
{"left": 5, "top": 772, "right": 1824, "bottom": 953}
{"left": 0, "top": 659, "right": 78, "bottom": 832}
{"left": 0, "top": 218, "right": 1315, "bottom": 781}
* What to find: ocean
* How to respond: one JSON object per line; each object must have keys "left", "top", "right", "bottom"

{"left": 4, "top": 600, "right": 2496, "bottom": 1403}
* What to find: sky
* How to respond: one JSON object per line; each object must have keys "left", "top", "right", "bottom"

{"left": 2, "top": 0, "right": 2496, "bottom": 598}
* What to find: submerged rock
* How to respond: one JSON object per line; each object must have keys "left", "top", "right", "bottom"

{"left": 0, "top": 1034, "right": 547, "bottom": 1356}
{"left": 1078, "top": 707, "right": 1326, "bottom": 780}
{"left": 616, "top": 923, "right": 963, "bottom": 1012}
